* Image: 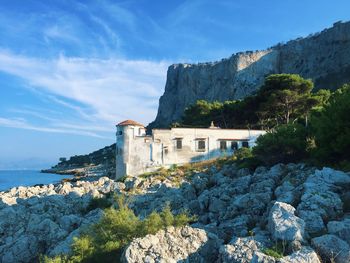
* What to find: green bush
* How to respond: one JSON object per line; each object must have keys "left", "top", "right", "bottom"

{"left": 234, "top": 147, "right": 253, "bottom": 161}
{"left": 85, "top": 196, "right": 112, "bottom": 213}
{"left": 44, "top": 196, "right": 195, "bottom": 263}
{"left": 253, "top": 123, "right": 308, "bottom": 166}
{"left": 311, "top": 84, "right": 350, "bottom": 166}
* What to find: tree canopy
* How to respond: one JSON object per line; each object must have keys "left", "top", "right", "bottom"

{"left": 179, "top": 74, "right": 326, "bottom": 130}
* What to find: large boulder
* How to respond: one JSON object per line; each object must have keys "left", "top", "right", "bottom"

{"left": 122, "top": 226, "right": 222, "bottom": 263}
{"left": 311, "top": 234, "right": 350, "bottom": 263}
{"left": 268, "top": 202, "right": 305, "bottom": 242}
{"left": 280, "top": 247, "right": 321, "bottom": 263}
{"left": 219, "top": 234, "right": 272, "bottom": 263}
{"left": 327, "top": 218, "right": 350, "bottom": 245}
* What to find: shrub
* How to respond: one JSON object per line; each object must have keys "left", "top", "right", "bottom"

{"left": 262, "top": 241, "right": 286, "bottom": 259}
{"left": 85, "top": 196, "right": 112, "bottom": 213}
{"left": 310, "top": 84, "right": 350, "bottom": 166}
{"left": 44, "top": 196, "right": 195, "bottom": 262}
{"left": 231, "top": 147, "right": 261, "bottom": 170}
{"left": 234, "top": 147, "right": 253, "bottom": 161}
{"left": 253, "top": 123, "right": 308, "bottom": 166}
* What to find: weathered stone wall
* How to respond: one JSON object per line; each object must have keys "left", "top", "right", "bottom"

{"left": 149, "top": 21, "right": 350, "bottom": 128}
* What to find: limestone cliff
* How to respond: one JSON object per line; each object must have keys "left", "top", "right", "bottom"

{"left": 149, "top": 21, "right": 350, "bottom": 128}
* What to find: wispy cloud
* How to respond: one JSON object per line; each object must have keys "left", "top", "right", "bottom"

{"left": 0, "top": 50, "right": 168, "bottom": 136}
{"left": 0, "top": 117, "right": 109, "bottom": 139}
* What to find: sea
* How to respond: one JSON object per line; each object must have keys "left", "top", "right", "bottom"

{"left": 0, "top": 170, "right": 73, "bottom": 192}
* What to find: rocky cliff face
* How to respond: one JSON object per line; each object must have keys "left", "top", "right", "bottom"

{"left": 149, "top": 21, "right": 350, "bottom": 128}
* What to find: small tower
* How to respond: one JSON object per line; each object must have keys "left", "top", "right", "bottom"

{"left": 115, "top": 120, "right": 146, "bottom": 179}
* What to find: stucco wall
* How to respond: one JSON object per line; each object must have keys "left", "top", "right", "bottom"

{"left": 116, "top": 125, "right": 265, "bottom": 178}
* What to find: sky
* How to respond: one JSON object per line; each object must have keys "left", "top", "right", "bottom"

{"left": 0, "top": 0, "right": 349, "bottom": 169}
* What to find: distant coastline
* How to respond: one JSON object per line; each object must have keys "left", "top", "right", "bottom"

{"left": 0, "top": 170, "right": 73, "bottom": 191}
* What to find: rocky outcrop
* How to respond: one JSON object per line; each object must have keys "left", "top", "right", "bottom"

{"left": 1, "top": 163, "right": 350, "bottom": 262}
{"left": 122, "top": 163, "right": 350, "bottom": 262}
{"left": 0, "top": 177, "right": 123, "bottom": 263}
{"left": 150, "top": 21, "right": 350, "bottom": 128}
{"left": 123, "top": 226, "right": 222, "bottom": 263}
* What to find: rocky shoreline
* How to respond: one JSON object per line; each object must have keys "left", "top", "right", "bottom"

{"left": 1, "top": 163, "right": 350, "bottom": 262}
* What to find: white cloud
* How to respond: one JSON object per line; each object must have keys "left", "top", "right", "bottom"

{"left": 0, "top": 50, "right": 169, "bottom": 132}
{"left": 0, "top": 117, "right": 109, "bottom": 139}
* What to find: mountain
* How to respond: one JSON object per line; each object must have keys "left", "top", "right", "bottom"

{"left": 149, "top": 21, "right": 350, "bottom": 129}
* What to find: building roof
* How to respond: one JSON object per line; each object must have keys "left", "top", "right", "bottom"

{"left": 117, "top": 119, "right": 145, "bottom": 127}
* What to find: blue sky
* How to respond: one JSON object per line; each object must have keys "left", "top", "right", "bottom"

{"left": 0, "top": 0, "right": 349, "bottom": 169}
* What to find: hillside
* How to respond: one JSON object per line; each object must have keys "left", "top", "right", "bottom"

{"left": 43, "top": 144, "right": 116, "bottom": 178}
{"left": 149, "top": 21, "right": 350, "bottom": 129}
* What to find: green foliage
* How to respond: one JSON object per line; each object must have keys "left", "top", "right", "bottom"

{"left": 253, "top": 124, "right": 309, "bottom": 166}
{"left": 256, "top": 74, "right": 316, "bottom": 127}
{"left": 234, "top": 147, "right": 253, "bottom": 161}
{"left": 310, "top": 84, "right": 350, "bottom": 166}
{"left": 45, "top": 196, "right": 194, "bottom": 263}
{"left": 85, "top": 196, "right": 112, "bottom": 213}
{"left": 262, "top": 241, "right": 286, "bottom": 259}
{"left": 263, "top": 247, "right": 284, "bottom": 259}
{"left": 160, "top": 203, "right": 175, "bottom": 227}
{"left": 178, "top": 74, "right": 326, "bottom": 130}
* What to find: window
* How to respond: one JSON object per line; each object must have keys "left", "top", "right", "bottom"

{"left": 175, "top": 138, "right": 182, "bottom": 150}
{"left": 164, "top": 146, "right": 169, "bottom": 155}
{"left": 242, "top": 141, "right": 249, "bottom": 148}
{"left": 231, "top": 141, "right": 238, "bottom": 150}
{"left": 220, "top": 140, "right": 227, "bottom": 150}
{"left": 117, "top": 131, "right": 123, "bottom": 136}
{"left": 197, "top": 140, "right": 206, "bottom": 151}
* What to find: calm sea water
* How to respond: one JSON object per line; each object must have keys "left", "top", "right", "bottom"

{"left": 0, "top": 170, "right": 73, "bottom": 192}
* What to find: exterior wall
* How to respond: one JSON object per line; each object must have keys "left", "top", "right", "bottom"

{"left": 116, "top": 126, "right": 265, "bottom": 178}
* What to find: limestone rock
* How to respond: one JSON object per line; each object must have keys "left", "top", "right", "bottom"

{"left": 218, "top": 234, "right": 271, "bottom": 263}
{"left": 122, "top": 226, "right": 221, "bottom": 263}
{"left": 327, "top": 218, "right": 350, "bottom": 245}
{"left": 311, "top": 234, "right": 350, "bottom": 263}
{"left": 150, "top": 22, "right": 350, "bottom": 128}
{"left": 268, "top": 202, "right": 305, "bottom": 242}
{"left": 280, "top": 247, "right": 321, "bottom": 263}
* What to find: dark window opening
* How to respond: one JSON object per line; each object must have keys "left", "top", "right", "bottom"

{"left": 220, "top": 141, "right": 227, "bottom": 150}
{"left": 231, "top": 141, "right": 238, "bottom": 150}
{"left": 117, "top": 131, "right": 123, "bottom": 136}
{"left": 176, "top": 139, "right": 182, "bottom": 150}
{"left": 164, "top": 146, "right": 169, "bottom": 155}
{"left": 242, "top": 141, "right": 249, "bottom": 148}
{"left": 197, "top": 140, "right": 206, "bottom": 151}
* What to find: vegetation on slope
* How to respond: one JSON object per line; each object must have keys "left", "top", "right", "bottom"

{"left": 52, "top": 144, "right": 116, "bottom": 170}
{"left": 176, "top": 74, "right": 330, "bottom": 130}
{"left": 42, "top": 194, "right": 194, "bottom": 263}
{"left": 177, "top": 74, "right": 350, "bottom": 171}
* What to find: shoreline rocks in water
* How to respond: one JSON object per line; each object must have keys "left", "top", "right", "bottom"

{"left": 1, "top": 163, "right": 350, "bottom": 262}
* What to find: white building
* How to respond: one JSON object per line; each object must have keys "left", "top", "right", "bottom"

{"left": 115, "top": 120, "right": 266, "bottom": 179}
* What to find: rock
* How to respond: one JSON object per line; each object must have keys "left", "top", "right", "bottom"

{"left": 275, "top": 181, "right": 295, "bottom": 204}
{"left": 122, "top": 226, "right": 221, "bottom": 263}
{"left": 59, "top": 214, "right": 82, "bottom": 232}
{"left": 297, "top": 168, "right": 346, "bottom": 236}
{"left": 311, "top": 234, "right": 350, "bottom": 263}
{"left": 219, "top": 235, "right": 271, "bottom": 263}
{"left": 209, "top": 197, "right": 227, "bottom": 213}
{"left": 268, "top": 202, "right": 305, "bottom": 242}
{"left": 327, "top": 218, "right": 350, "bottom": 245}
{"left": 150, "top": 21, "right": 350, "bottom": 128}
{"left": 297, "top": 210, "right": 325, "bottom": 237}
{"left": 280, "top": 246, "right": 321, "bottom": 263}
